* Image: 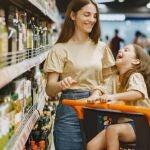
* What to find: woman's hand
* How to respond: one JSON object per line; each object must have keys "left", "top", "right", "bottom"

{"left": 59, "top": 76, "right": 77, "bottom": 90}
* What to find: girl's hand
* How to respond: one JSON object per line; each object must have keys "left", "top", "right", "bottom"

{"left": 86, "top": 90, "right": 102, "bottom": 103}
{"left": 59, "top": 76, "right": 77, "bottom": 90}
{"left": 98, "top": 94, "right": 115, "bottom": 103}
{"left": 86, "top": 95, "right": 101, "bottom": 103}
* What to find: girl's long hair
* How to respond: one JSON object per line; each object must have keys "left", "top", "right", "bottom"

{"left": 56, "top": 0, "right": 101, "bottom": 44}
{"left": 119, "top": 44, "right": 150, "bottom": 98}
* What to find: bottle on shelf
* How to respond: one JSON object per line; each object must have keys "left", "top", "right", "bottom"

{"left": 41, "top": 21, "right": 47, "bottom": 47}
{"left": 16, "top": 8, "right": 24, "bottom": 53}
{"left": 27, "top": 15, "right": 33, "bottom": 58}
{"left": 18, "top": 10, "right": 28, "bottom": 61}
{"left": 19, "top": 11, "right": 27, "bottom": 50}
{"left": 31, "top": 16, "right": 39, "bottom": 57}
{"left": 0, "top": 8, "right": 8, "bottom": 68}
{"left": 31, "top": 17, "right": 37, "bottom": 48}
{"left": 39, "top": 22, "right": 44, "bottom": 47}
{"left": 8, "top": 5, "right": 18, "bottom": 65}
{"left": 38, "top": 140, "right": 45, "bottom": 150}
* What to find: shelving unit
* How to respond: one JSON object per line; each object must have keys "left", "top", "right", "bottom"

{"left": 7, "top": 0, "right": 62, "bottom": 24}
{"left": 28, "top": 0, "right": 61, "bottom": 23}
{"left": 0, "top": 0, "right": 60, "bottom": 149}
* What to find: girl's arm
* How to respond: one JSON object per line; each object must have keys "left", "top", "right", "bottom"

{"left": 86, "top": 90, "right": 103, "bottom": 102}
{"left": 99, "top": 90, "right": 144, "bottom": 103}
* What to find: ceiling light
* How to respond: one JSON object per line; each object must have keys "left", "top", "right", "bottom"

{"left": 118, "top": 0, "right": 125, "bottom": 3}
{"left": 97, "top": 4, "right": 107, "bottom": 9}
{"left": 100, "top": 14, "right": 126, "bottom": 21}
{"left": 95, "top": 0, "right": 115, "bottom": 3}
{"left": 147, "top": 2, "right": 150, "bottom": 8}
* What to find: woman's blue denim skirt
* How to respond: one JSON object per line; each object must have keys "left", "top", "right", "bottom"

{"left": 54, "top": 90, "right": 91, "bottom": 150}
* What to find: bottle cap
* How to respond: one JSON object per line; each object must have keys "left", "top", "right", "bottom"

{"left": 39, "top": 140, "right": 45, "bottom": 148}
{"left": 0, "top": 9, "right": 5, "bottom": 17}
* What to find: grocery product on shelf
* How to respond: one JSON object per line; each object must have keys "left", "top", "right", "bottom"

{"left": 0, "top": 8, "right": 8, "bottom": 68}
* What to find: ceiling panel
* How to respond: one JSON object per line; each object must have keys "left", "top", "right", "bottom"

{"left": 103, "top": 0, "right": 150, "bottom": 8}
{"left": 56, "top": 0, "right": 150, "bottom": 14}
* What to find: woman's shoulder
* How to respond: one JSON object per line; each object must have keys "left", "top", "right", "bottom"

{"left": 97, "top": 40, "right": 107, "bottom": 47}
{"left": 47, "top": 43, "right": 68, "bottom": 58}
{"left": 52, "top": 42, "right": 67, "bottom": 49}
{"left": 50, "top": 42, "right": 68, "bottom": 52}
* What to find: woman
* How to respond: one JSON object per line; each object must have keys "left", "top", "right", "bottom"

{"left": 44, "top": 0, "right": 115, "bottom": 149}
{"left": 87, "top": 44, "right": 150, "bottom": 150}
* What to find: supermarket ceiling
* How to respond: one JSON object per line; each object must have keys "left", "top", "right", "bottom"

{"left": 56, "top": 0, "right": 150, "bottom": 14}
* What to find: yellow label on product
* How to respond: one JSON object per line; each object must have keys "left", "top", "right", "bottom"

{"left": 0, "top": 33, "right": 8, "bottom": 55}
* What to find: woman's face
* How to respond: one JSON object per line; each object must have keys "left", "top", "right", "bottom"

{"left": 71, "top": 3, "right": 97, "bottom": 34}
{"left": 116, "top": 44, "right": 139, "bottom": 67}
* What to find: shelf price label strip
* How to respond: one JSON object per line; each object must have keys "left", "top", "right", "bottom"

{"left": 0, "top": 50, "right": 49, "bottom": 89}
{"left": 13, "top": 110, "right": 39, "bottom": 150}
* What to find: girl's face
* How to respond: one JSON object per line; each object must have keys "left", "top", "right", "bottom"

{"left": 70, "top": 3, "right": 97, "bottom": 34}
{"left": 116, "top": 44, "right": 140, "bottom": 68}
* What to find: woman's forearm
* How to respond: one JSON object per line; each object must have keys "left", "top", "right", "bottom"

{"left": 45, "top": 81, "right": 62, "bottom": 96}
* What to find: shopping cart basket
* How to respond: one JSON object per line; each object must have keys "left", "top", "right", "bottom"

{"left": 62, "top": 99, "right": 150, "bottom": 150}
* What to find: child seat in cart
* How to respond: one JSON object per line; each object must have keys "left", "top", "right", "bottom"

{"left": 62, "top": 99, "right": 150, "bottom": 150}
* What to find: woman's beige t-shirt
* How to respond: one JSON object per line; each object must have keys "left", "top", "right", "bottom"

{"left": 44, "top": 39, "right": 115, "bottom": 91}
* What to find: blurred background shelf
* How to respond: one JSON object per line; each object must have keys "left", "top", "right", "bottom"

{"left": 2, "top": 0, "right": 61, "bottom": 23}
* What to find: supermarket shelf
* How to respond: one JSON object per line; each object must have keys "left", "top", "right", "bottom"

{"left": 37, "top": 90, "right": 47, "bottom": 113}
{"left": 27, "top": 0, "right": 46, "bottom": 15}
{"left": 27, "top": 0, "right": 61, "bottom": 23}
{"left": 4, "top": 106, "right": 39, "bottom": 150}
{"left": 0, "top": 49, "right": 49, "bottom": 89}
{"left": 8, "top": 0, "right": 61, "bottom": 23}
{"left": 46, "top": 8, "right": 62, "bottom": 24}
{"left": 48, "top": 117, "right": 55, "bottom": 150}
{"left": 4, "top": 90, "right": 46, "bottom": 150}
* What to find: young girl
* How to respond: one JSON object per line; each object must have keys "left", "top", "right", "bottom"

{"left": 87, "top": 44, "right": 150, "bottom": 150}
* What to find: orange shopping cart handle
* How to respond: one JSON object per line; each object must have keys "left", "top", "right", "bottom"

{"left": 62, "top": 99, "right": 150, "bottom": 123}
{"left": 62, "top": 99, "right": 108, "bottom": 109}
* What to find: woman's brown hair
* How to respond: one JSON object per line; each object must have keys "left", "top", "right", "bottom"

{"left": 56, "top": 0, "right": 101, "bottom": 44}
{"left": 119, "top": 44, "right": 150, "bottom": 98}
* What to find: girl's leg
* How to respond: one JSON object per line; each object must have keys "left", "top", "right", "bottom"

{"left": 106, "top": 123, "right": 136, "bottom": 150}
{"left": 87, "top": 129, "right": 106, "bottom": 150}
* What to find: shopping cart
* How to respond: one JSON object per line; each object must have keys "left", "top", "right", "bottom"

{"left": 62, "top": 99, "right": 150, "bottom": 150}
